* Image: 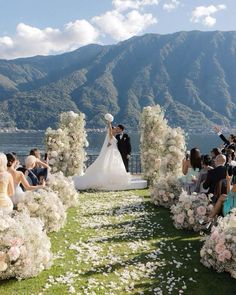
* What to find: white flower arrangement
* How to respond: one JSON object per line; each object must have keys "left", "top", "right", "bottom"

{"left": 17, "top": 189, "right": 67, "bottom": 233}
{"left": 45, "top": 111, "right": 88, "bottom": 176}
{"left": 104, "top": 113, "right": 114, "bottom": 122}
{"left": 140, "top": 105, "right": 186, "bottom": 186}
{"left": 150, "top": 175, "right": 183, "bottom": 208}
{"left": 140, "top": 105, "right": 168, "bottom": 185}
{"left": 0, "top": 209, "right": 52, "bottom": 280}
{"left": 170, "top": 191, "right": 213, "bottom": 232}
{"left": 161, "top": 127, "right": 186, "bottom": 177}
{"left": 200, "top": 209, "right": 236, "bottom": 278}
{"left": 47, "top": 172, "right": 79, "bottom": 209}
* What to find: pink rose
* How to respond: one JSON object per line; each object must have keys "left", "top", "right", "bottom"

{"left": 10, "top": 238, "right": 24, "bottom": 247}
{"left": 7, "top": 246, "right": 21, "bottom": 261}
{"left": 197, "top": 206, "right": 207, "bottom": 216}
{"left": 215, "top": 243, "right": 226, "bottom": 254}
{"left": 218, "top": 253, "right": 226, "bottom": 262}
{"left": 176, "top": 214, "right": 185, "bottom": 224}
{"left": 223, "top": 249, "right": 232, "bottom": 260}
{"left": 211, "top": 230, "right": 219, "bottom": 241}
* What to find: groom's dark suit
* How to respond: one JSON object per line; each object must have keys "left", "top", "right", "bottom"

{"left": 116, "top": 133, "right": 131, "bottom": 172}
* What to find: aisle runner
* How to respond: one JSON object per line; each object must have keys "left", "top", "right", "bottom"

{"left": 43, "top": 191, "right": 199, "bottom": 294}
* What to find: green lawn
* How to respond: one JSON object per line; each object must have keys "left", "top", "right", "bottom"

{"left": 1, "top": 189, "right": 236, "bottom": 295}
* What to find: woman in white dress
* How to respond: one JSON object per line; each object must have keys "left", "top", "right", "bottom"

{"left": 73, "top": 120, "right": 131, "bottom": 190}
{"left": 0, "top": 153, "right": 14, "bottom": 213}
{"left": 6, "top": 153, "right": 45, "bottom": 206}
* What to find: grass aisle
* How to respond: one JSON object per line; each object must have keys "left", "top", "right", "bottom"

{"left": 1, "top": 189, "right": 236, "bottom": 295}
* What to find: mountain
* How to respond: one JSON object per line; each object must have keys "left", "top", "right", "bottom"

{"left": 0, "top": 30, "right": 236, "bottom": 131}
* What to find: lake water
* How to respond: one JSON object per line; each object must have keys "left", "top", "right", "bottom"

{"left": 0, "top": 131, "right": 223, "bottom": 156}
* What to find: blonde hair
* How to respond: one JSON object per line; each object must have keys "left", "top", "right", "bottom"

{"left": 0, "top": 153, "right": 7, "bottom": 172}
{"left": 25, "top": 155, "right": 37, "bottom": 169}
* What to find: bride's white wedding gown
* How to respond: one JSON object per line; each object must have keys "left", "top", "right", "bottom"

{"left": 73, "top": 132, "right": 131, "bottom": 190}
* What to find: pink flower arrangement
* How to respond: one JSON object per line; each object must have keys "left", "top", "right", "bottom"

{"left": 0, "top": 210, "right": 52, "bottom": 280}
{"left": 151, "top": 175, "right": 182, "bottom": 208}
{"left": 201, "top": 209, "right": 236, "bottom": 278}
{"left": 171, "top": 191, "right": 213, "bottom": 231}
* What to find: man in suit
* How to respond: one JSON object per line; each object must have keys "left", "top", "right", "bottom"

{"left": 214, "top": 126, "right": 236, "bottom": 151}
{"left": 116, "top": 124, "right": 131, "bottom": 172}
{"left": 203, "top": 154, "right": 227, "bottom": 202}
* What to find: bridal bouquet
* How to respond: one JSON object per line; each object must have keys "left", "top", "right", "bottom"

{"left": 104, "top": 113, "right": 114, "bottom": 122}
{"left": 161, "top": 127, "right": 186, "bottom": 177}
{"left": 0, "top": 210, "right": 52, "bottom": 280}
{"left": 150, "top": 175, "right": 182, "bottom": 208}
{"left": 45, "top": 111, "right": 88, "bottom": 176}
{"left": 170, "top": 191, "right": 213, "bottom": 232}
{"left": 200, "top": 209, "right": 236, "bottom": 278}
{"left": 140, "top": 105, "right": 168, "bottom": 184}
{"left": 17, "top": 189, "right": 66, "bottom": 233}
{"left": 47, "top": 172, "right": 79, "bottom": 208}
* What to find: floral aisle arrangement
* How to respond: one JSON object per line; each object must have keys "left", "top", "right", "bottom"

{"left": 161, "top": 127, "right": 186, "bottom": 177}
{"left": 17, "top": 189, "right": 67, "bottom": 233}
{"left": 45, "top": 127, "right": 70, "bottom": 174}
{"left": 200, "top": 209, "right": 236, "bottom": 278}
{"left": 140, "top": 105, "right": 168, "bottom": 185}
{"left": 47, "top": 172, "right": 79, "bottom": 209}
{"left": 45, "top": 111, "right": 88, "bottom": 176}
{"left": 0, "top": 210, "right": 52, "bottom": 280}
{"left": 170, "top": 191, "right": 213, "bottom": 232}
{"left": 150, "top": 175, "right": 183, "bottom": 208}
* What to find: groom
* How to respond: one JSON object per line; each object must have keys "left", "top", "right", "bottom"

{"left": 116, "top": 124, "right": 131, "bottom": 172}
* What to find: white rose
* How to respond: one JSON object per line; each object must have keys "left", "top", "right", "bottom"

{"left": 0, "top": 261, "right": 8, "bottom": 271}
{"left": 28, "top": 203, "right": 40, "bottom": 213}
{"left": 51, "top": 151, "right": 58, "bottom": 158}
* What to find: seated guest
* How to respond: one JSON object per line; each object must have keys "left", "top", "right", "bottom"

{"left": 208, "top": 171, "right": 236, "bottom": 220}
{"left": 214, "top": 126, "right": 236, "bottom": 151}
{"left": 225, "top": 148, "right": 236, "bottom": 167}
{"left": 22, "top": 155, "right": 40, "bottom": 186}
{"left": 6, "top": 153, "right": 45, "bottom": 205}
{"left": 0, "top": 153, "right": 14, "bottom": 213}
{"left": 195, "top": 155, "right": 213, "bottom": 193}
{"left": 181, "top": 148, "right": 202, "bottom": 193}
{"left": 182, "top": 148, "right": 202, "bottom": 175}
{"left": 29, "top": 149, "right": 49, "bottom": 182}
{"left": 203, "top": 154, "right": 227, "bottom": 202}
{"left": 210, "top": 147, "right": 221, "bottom": 168}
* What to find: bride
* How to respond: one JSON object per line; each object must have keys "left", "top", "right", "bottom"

{"left": 73, "top": 116, "right": 131, "bottom": 190}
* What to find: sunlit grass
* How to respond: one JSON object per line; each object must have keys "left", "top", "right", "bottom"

{"left": 0, "top": 189, "right": 236, "bottom": 295}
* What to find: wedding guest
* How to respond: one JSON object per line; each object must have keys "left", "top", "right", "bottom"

{"left": 0, "top": 153, "right": 14, "bottom": 213}
{"left": 208, "top": 171, "right": 236, "bottom": 220}
{"left": 214, "top": 126, "right": 236, "bottom": 151}
{"left": 210, "top": 147, "right": 221, "bottom": 168}
{"left": 182, "top": 148, "right": 202, "bottom": 175}
{"left": 195, "top": 155, "right": 213, "bottom": 193}
{"left": 24, "top": 155, "right": 41, "bottom": 186}
{"left": 6, "top": 153, "right": 45, "bottom": 205}
{"left": 181, "top": 148, "right": 201, "bottom": 193}
{"left": 116, "top": 124, "right": 131, "bottom": 172}
{"left": 29, "top": 149, "right": 49, "bottom": 182}
{"left": 203, "top": 154, "right": 227, "bottom": 202}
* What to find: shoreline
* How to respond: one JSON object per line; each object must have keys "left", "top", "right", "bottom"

{"left": 0, "top": 129, "right": 221, "bottom": 135}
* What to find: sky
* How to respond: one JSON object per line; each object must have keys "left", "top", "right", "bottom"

{"left": 0, "top": 0, "right": 235, "bottom": 59}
